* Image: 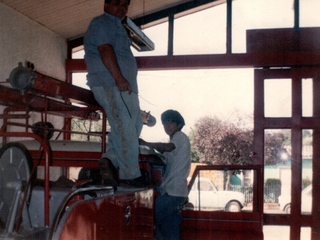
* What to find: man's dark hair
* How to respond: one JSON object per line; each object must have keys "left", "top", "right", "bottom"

{"left": 105, "top": 0, "right": 131, "bottom": 4}
{"left": 161, "top": 110, "right": 185, "bottom": 129}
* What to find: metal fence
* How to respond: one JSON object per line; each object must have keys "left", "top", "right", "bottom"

{"left": 230, "top": 184, "right": 281, "bottom": 204}
{"left": 229, "top": 185, "right": 253, "bottom": 204}
{"left": 264, "top": 184, "right": 281, "bottom": 203}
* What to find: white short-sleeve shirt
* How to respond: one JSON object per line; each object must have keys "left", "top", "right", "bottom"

{"left": 160, "top": 131, "right": 191, "bottom": 197}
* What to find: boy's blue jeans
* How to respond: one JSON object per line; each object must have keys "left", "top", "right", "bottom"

{"left": 91, "top": 86, "right": 143, "bottom": 180}
{"left": 155, "top": 193, "right": 187, "bottom": 240}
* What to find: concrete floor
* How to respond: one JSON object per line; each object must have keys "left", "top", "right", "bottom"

{"left": 264, "top": 226, "right": 311, "bottom": 240}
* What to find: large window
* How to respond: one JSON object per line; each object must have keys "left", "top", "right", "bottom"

{"left": 264, "top": 79, "right": 292, "bottom": 118}
{"left": 173, "top": 4, "right": 227, "bottom": 55}
{"left": 300, "top": 0, "right": 320, "bottom": 27}
{"left": 132, "top": 21, "right": 169, "bottom": 57}
{"left": 188, "top": 168, "right": 255, "bottom": 212}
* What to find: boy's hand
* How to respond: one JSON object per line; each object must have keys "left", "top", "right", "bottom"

{"left": 141, "top": 110, "right": 156, "bottom": 127}
{"left": 141, "top": 111, "right": 150, "bottom": 123}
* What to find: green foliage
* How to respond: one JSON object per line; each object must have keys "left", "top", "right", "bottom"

{"left": 264, "top": 131, "right": 289, "bottom": 165}
{"left": 190, "top": 149, "right": 200, "bottom": 162}
{"left": 71, "top": 118, "right": 103, "bottom": 142}
{"left": 191, "top": 116, "right": 253, "bottom": 165}
{"left": 302, "top": 178, "right": 311, "bottom": 189}
{"left": 190, "top": 115, "right": 288, "bottom": 166}
{"left": 303, "top": 130, "right": 313, "bottom": 146}
{"left": 189, "top": 130, "right": 200, "bottom": 162}
{"left": 265, "top": 178, "right": 281, "bottom": 186}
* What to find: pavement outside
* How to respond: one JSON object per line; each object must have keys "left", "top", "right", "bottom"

{"left": 264, "top": 226, "right": 311, "bottom": 240}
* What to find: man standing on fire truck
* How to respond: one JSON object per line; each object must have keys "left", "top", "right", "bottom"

{"left": 84, "top": 0, "right": 144, "bottom": 188}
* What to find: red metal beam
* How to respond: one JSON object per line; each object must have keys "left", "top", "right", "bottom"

{"left": 0, "top": 85, "right": 101, "bottom": 120}
{"left": 31, "top": 72, "right": 98, "bottom": 107}
{"left": 29, "top": 150, "right": 101, "bottom": 167}
{"left": 66, "top": 52, "right": 320, "bottom": 73}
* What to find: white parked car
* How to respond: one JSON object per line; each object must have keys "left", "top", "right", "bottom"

{"left": 187, "top": 177, "right": 245, "bottom": 212}
{"left": 278, "top": 185, "right": 312, "bottom": 214}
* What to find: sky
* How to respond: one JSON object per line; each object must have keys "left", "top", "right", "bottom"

{"left": 137, "top": 69, "right": 254, "bottom": 141}
{"left": 73, "top": 0, "right": 319, "bottom": 142}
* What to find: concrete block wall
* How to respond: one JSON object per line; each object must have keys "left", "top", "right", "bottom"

{"left": 0, "top": 2, "right": 67, "bottom": 143}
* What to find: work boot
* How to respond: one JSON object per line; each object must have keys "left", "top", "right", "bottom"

{"left": 99, "top": 158, "right": 119, "bottom": 190}
{"left": 120, "top": 168, "right": 150, "bottom": 188}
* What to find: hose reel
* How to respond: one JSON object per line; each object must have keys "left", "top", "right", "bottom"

{"left": 6, "top": 62, "right": 37, "bottom": 95}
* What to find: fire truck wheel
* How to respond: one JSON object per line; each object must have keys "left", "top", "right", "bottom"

{"left": 0, "top": 143, "right": 33, "bottom": 228}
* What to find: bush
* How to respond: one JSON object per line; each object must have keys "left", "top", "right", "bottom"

{"left": 265, "top": 178, "right": 281, "bottom": 186}
{"left": 264, "top": 179, "right": 281, "bottom": 203}
{"left": 302, "top": 178, "right": 311, "bottom": 190}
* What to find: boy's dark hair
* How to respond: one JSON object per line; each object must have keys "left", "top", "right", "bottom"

{"left": 161, "top": 110, "right": 185, "bottom": 129}
{"left": 105, "top": 0, "right": 131, "bottom": 4}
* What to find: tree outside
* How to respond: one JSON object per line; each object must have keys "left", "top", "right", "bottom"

{"left": 71, "top": 113, "right": 105, "bottom": 142}
{"left": 190, "top": 115, "right": 289, "bottom": 191}
{"left": 191, "top": 115, "right": 289, "bottom": 166}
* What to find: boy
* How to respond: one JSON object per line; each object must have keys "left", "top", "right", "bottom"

{"left": 139, "top": 110, "right": 191, "bottom": 240}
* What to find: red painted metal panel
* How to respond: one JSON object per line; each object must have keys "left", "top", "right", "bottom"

{"left": 181, "top": 229, "right": 263, "bottom": 240}
{"left": 183, "top": 165, "right": 263, "bottom": 239}
{"left": 181, "top": 210, "right": 263, "bottom": 239}
{"left": 56, "top": 189, "right": 154, "bottom": 240}
{"left": 247, "top": 28, "right": 320, "bottom": 53}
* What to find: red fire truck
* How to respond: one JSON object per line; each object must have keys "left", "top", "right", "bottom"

{"left": 0, "top": 64, "right": 263, "bottom": 239}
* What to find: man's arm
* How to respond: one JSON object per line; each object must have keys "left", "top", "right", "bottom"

{"left": 139, "top": 139, "right": 175, "bottom": 153}
{"left": 98, "top": 44, "right": 131, "bottom": 93}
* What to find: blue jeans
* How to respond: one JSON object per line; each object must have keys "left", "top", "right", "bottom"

{"left": 91, "top": 86, "right": 143, "bottom": 180}
{"left": 155, "top": 193, "right": 187, "bottom": 240}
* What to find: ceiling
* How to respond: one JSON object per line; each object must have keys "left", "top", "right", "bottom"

{"left": 1, "top": 0, "right": 225, "bottom": 40}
